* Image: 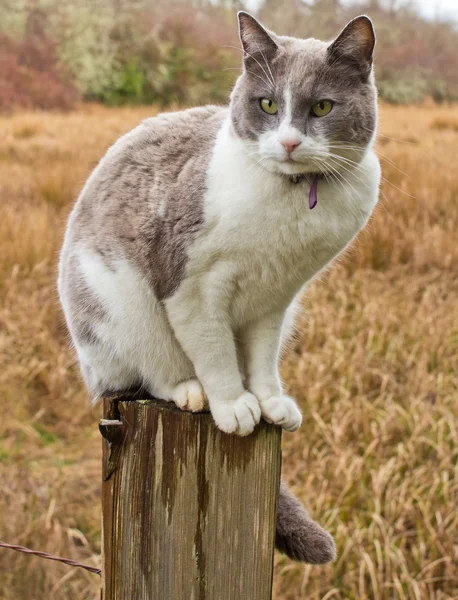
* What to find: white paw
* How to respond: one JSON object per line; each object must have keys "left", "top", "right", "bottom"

{"left": 170, "top": 379, "right": 208, "bottom": 413}
{"left": 211, "top": 392, "right": 261, "bottom": 437}
{"left": 260, "top": 395, "right": 302, "bottom": 432}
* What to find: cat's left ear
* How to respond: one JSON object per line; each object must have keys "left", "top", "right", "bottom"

{"left": 238, "top": 12, "right": 278, "bottom": 64}
{"left": 328, "top": 16, "right": 375, "bottom": 76}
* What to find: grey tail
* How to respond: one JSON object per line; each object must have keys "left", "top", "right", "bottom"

{"left": 275, "top": 482, "right": 336, "bottom": 564}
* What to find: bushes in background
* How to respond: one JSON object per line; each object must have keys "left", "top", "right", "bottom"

{"left": 89, "top": 5, "right": 238, "bottom": 106}
{"left": 0, "top": 19, "right": 79, "bottom": 111}
{"left": 0, "top": 0, "right": 457, "bottom": 110}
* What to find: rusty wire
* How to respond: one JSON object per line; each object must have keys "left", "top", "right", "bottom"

{"left": 0, "top": 541, "right": 101, "bottom": 576}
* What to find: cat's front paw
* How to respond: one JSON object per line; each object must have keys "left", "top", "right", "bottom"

{"left": 260, "top": 395, "right": 302, "bottom": 432}
{"left": 211, "top": 392, "right": 261, "bottom": 436}
{"left": 170, "top": 379, "right": 208, "bottom": 412}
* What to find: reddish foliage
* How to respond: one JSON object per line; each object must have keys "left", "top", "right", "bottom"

{"left": 0, "top": 34, "right": 80, "bottom": 112}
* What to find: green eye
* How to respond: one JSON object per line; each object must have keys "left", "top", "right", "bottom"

{"left": 311, "top": 100, "right": 333, "bottom": 117}
{"left": 260, "top": 98, "right": 278, "bottom": 115}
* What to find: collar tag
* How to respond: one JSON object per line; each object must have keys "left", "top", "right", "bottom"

{"left": 289, "top": 173, "right": 321, "bottom": 209}
{"left": 309, "top": 176, "right": 319, "bottom": 209}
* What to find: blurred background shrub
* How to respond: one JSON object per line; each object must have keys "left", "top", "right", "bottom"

{"left": 0, "top": 0, "right": 457, "bottom": 111}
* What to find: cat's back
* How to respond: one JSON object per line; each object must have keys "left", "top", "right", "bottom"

{"left": 60, "top": 105, "right": 227, "bottom": 266}
{"left": 119, "top": 105, "right": 227, "bottom": 179}
{"left": 67, "top": 105, "right": 226, "bottom": 226}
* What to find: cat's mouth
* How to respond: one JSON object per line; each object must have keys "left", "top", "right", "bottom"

{"left": 259, "top": 153, "right": 331, "bottom": 180}
{"left": 272, "top": 155, "right": 328, "bottom": 177}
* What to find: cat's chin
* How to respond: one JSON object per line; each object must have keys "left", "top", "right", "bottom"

{"left": 262, "top": 157, "right": 321, "bottom": 177}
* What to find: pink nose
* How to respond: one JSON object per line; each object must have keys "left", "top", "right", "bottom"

{"left": 281, "top": 140, "right": 301, "bottom": 154}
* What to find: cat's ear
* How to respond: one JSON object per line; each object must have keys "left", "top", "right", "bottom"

{"left": 328, "top": 16, "right": 375, "bottom": 76}
{"left": 238, "top": 11, "right": 278, "bottom": 64}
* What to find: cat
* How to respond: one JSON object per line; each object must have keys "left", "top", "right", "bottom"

{"left": 58, "top": 12, "right": 380, "bottom": 564}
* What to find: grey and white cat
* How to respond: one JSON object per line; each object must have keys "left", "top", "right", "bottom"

{"left": 59, "top": 12, "right": 380, "bottom": 563}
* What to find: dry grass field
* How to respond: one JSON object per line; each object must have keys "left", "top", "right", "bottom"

{"left": 0, "top": 103, "right": 457, "bottom": 600}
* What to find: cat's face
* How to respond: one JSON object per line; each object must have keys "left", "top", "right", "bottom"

{"left": 230, "top": 13, "right": 378, "bottom": 177}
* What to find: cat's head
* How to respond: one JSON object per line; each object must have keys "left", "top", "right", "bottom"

{"left": 230, "top": 12, "right": 377, "bottom": 177}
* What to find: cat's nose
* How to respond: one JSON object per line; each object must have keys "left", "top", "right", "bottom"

{"left": 281, "top": 140, "right": 301, "bottom": 154}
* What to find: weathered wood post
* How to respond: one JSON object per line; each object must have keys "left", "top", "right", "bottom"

{"left": 100, "top": 396, "right": 282, "bottom": 600}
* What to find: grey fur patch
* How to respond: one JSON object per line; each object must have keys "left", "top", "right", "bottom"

{"left": 232, "top": 13, "right": 377, "bottom": 149}
{"left": 136, "top": 107, "right": 225, "bottom": 299}
{"left": 66, "top": 106, "right": 226, "bottom": 300}
{"left": 275, "top": 483, "right": 336, "bottom": 564}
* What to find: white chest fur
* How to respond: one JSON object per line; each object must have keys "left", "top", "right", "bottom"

{"left": 180, "top": 119, "right": 380, "bottom": 326}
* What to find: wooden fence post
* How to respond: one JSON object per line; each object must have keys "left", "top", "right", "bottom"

{"left": 100, "top": 396, "right": 282, "bottom": 600}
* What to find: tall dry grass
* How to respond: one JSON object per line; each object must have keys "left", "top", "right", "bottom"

{"left": 0, "top": 103, "right": 457, "bottom": 599}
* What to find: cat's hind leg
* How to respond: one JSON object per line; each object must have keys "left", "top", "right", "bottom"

{"left": 61, "top": 248, "right": 199, "bottom": 406}
{"left": 76, "top": 341, "right": 141, "bottom": 399}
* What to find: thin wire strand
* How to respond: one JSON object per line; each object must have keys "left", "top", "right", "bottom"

{"left": 0, "top": 541, "right": 101, "bottom": 576}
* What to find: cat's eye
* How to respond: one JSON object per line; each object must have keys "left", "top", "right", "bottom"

{"left": 260, "top": 98, "right": 278, "bottom": 115}
{"left": 311, "top": 100, "right": 333, "bottom": 117}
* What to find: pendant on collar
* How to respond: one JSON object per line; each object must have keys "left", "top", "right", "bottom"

{"left": 309, "top": 175, "right": 319, "bottom": 210}
{"left": 290, "top": 174, "right": 320, "bottom": 209}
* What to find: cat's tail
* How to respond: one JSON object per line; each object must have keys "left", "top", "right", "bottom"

{"left": 275, "top": 482, "right": 336, "bottom": 564}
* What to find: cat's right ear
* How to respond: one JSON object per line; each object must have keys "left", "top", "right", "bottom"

{"left": 237, "top": 12, "right": 278, "bottom": 66}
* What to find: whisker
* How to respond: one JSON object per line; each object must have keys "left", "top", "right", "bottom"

{"left": 319, "top": 154, "right": 397, "bottom": 226}
{"left": 222, "top": 44, "right": 275, "bottom": 91}
{"left": 376, "top": 193, "right": 397, "bottom": 226}
{"left": 245, "top": 156, "right": 269, "bottom": 176}
{"left": 254, "top": 42, "right": 276, "bottom": 90}
{"left": 326, "top": 168, "right": 366, "bottom": 222}
{"left": 325, "top": 154, "right": 366, "bottom": 181}
{"left": 326, "top": 159, "right": 364, "bottom": 200}
{"left": 327, "top": 149, "right": 415, "bottom": 199}
{"left": 379, "top": 176, "right": 416, "bottom": 199}
{"left": 327, "top": 143, "right": 409, "bottom": 176}
{"left": 317, "top": 152, "right": 370, "bottom": 184}
{"left": 222, "top": 68, "right": 273, "bottom": 91}
{"left": 365, "top": 125, "right": 417, "bottom": 146}
{"left": 319, "top": 158, "right": 367, "bottom": 219}
{"left": 343, "top": 121, "right": 414, "bottom": 145}
{"left": 222, "top": 43, "right": 277, "bottom": 95}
